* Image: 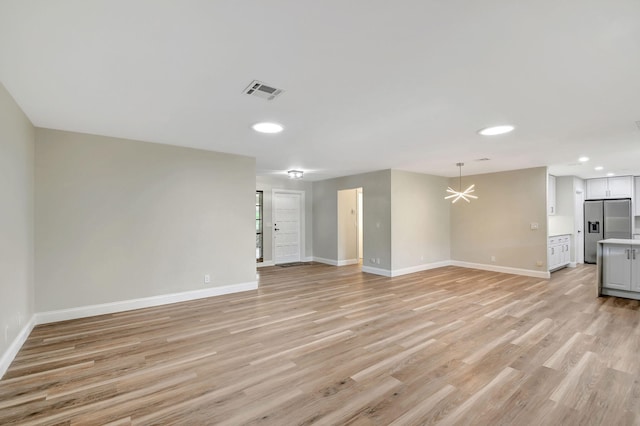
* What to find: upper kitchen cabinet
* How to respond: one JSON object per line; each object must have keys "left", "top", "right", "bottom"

{"left": 586, "top": 176, "right": 632, "bottom": 200}
{"left": 635, "top": 177, "right": 640, "bottom": 216}
{"left": 548, "top": 174, "right": 556, "bottom": 215}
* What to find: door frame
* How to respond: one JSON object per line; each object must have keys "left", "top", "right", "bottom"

{"left": 271, "top": 189, "right": 306, "bottom": 264}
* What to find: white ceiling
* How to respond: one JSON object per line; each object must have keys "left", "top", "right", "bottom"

{"left": 1, "top": 1, "right": 639, "bottom": 180}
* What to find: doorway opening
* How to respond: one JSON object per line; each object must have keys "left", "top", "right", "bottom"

{"left": 337, "top": 187, "right": 363, "bottom": 267}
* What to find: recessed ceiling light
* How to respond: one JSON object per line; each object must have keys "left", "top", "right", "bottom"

{"left": 607, "top": 172, "right": 615, "bottom": 177}
{"left": 478, "top": 125, "right": 515, "bottom": 136}
{"left": 252, "top": 122, "right": 283, "bottom": 134}
{"left": 578, "top": 156, "right": 589, "bottom": 162}
{"left": 594, "top": 166, "right": 603, "bottom": 171}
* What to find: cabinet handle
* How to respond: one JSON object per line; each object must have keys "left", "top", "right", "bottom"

{"left": 551, "top": 247, "right": 554, "bottom": 255}
{"left": 633, "top": 249, "right": 637, "bottom": 260}
{"left": 626, "top": 248, "right": 630, "bottom": 260}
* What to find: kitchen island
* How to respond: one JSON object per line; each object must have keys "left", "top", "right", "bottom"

{"left": 596, "top": 239, "right": 640, "bottom": 300}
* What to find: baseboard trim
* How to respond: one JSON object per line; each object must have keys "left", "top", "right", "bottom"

{"left": 390, "top": 260, "right": 452, "bottom": 277}
{"left": 35, "top": 281, "right": 258, "bottom": 325}
{"left": 337, "top": 259, "right": 359, "bottom": 266}
{"left": 0, "top": 314, "right": 36, "bottom": 380}
{"left": 451, "top": 261, "right": 550, "bottom": 279}
{"left": 361, "top": 266, "right": 392, "bottom": 277}
{"left": 257, "top": 261, "right": 274, "bottom": 268}
{"left": 312, "top": 257, "right": 339, "bottom": 266}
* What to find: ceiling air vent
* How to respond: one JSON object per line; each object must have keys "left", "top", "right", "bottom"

{"left": 243, "top": 80, "right": 284, "bottom": 101}
{"left": 475, "top": 158, "right": 491, "bottom": 161}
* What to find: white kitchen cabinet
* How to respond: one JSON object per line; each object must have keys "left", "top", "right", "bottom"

{"left": 609, "top": 176, "right": 633, "bottom": 198}
{"left": 548, "top": 175, "right": 556, "bottom": 215}
{"left": 561, "top": 237, "right": 570, "bottom": 265}
{"left": 635, "top": 176, "right": 640, "bottom": 216}
{"left": 602, "top": 244, "right": 640, "bottom": 291}
{"left": 586, "top": 178, "right": 608, "bottom": 199}
{"left": 548, "top": 235, "right": 571, "bottom": 271}
{"left": 586, "top": 176, "right": 632, "bottom": 199}
{"left": 548, "top": 245, "right": 559, "bottom": 269}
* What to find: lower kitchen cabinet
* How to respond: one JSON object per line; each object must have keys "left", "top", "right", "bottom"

{"left": 548, "top": 235, "right": 571, "bottom": 271}
{"left": 602, "top": 244, "right": 640, "bottom": 291}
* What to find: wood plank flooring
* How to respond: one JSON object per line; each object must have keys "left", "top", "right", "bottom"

{"left": 1, "top": 263, "right": 640, "bottom": 425}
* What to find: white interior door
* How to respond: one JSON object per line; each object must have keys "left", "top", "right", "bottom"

{"left": 273, "top": 192, "right": 302, "bottom": 264}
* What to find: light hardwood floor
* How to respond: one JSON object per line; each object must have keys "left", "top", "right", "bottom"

{"left": 1, "top": 263, "right": 639, "bottom": 425}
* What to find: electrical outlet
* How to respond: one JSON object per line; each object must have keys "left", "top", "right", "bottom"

{"left": 530, "top": 222, "right": 539, "bottom": 230}
{"left": 204, "top": 274, "right": 211, "bottom": 284}
{"left": 376, "top": 258, "right": 380, "bottom": 264}
{"left": 491, "top": 256, "right": 496, "bottom": 262}
{"left": 536, "top": 260, "right": 543, "bottom": 267}
{"left": 370, "top": 258, "right": 376, "bottom": 264}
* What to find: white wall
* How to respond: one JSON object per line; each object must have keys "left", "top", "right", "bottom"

{"left": 391, "top": 170, "right": 450, "bottom": 270}
{"left": 0, "top": 83, "right": 35, "bottom": 367}
{"left": 35, "top": 129, "right": 256, "bottom": 312}
{"left": 256, "top": 176, "right": 313, "bottom": 263}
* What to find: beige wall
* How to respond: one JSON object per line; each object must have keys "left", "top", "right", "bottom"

{"left": 337, "top": 188, "right": 358, "bottom": 262}
{"left": 35, "top": 129, "right": 256, "bottom": 311}
{"left": 256, "top": 176, "right": 313, "bottom": 263}
{"left": 313, "top": 170, "right": 391, "bottom": 269}
{"left": 391, "top": 170, "right": 450, "bottom": 270}
{"left": 0, "top": 83, "right": 35, "bottom": 358}
{"left": 450, "top": 167, "right": 548, "bottom": 272}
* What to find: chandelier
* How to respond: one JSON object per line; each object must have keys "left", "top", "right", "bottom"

{"left": 445, "top": 162, "right": 477, "bottom": 203}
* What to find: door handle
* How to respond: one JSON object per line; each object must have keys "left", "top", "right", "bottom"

{"left": 275, "top": 228, "right": 280, "bottom": 231}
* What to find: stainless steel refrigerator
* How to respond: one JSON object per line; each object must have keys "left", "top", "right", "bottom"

{"left": 584, "top": 199, "right": 632, "bottom": 264}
